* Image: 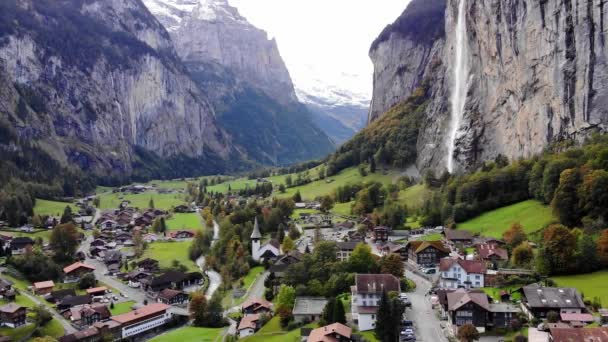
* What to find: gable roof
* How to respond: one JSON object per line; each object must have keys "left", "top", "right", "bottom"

{"left": 308, "top": 323, "right": 352, "bottom": 342}
{"left": 238, "top": 313, "right": 260, "bottom": 331}
{"left": 522, "top": 284, "right": 585, "bottom": 309}
{"left": 293, "top": 297, "right": 328, "bottom": 315}
{"left": 241, "top": 297, "right": 272, "bottom": 312}
{"left": 85, "top": 287, "right": 107, "bottom": 294}
{"left": 158, "top": 289, "right": 185, "bottom": 301}
{"left": 111, "top": 303, "right": 170, "bottom": 324}
{"left": 476, "top": 244, "right": 508, "bottom": 260}
{"left": 63, "top": 262, "right": 95, "bottom": 274}
{"left": 447, "top": 289, "right": 489, "bottom": 311}
{"left": 549, "top": 327, "right": 608, "bottom": 341}
{"left": 439, "top": 258, "right": 486, "bottom": 274}
{"left": 34, "top": 280, "right": 55, "bottom": 289}
{"left": 0, "top": 302, "right": 25, "bottom": 314}
{"left": 407, "top": 240, "right": 450, "bottom": 254}
{"left": 444, "top": 229, "right": 473, "bottom": 241}
{"left": 355, "top": 274, "right": 400, "bottom": 294}
{"left": 336, "top": 241, "right": 360, "bottom": 251}
{"left": 60, "top": 295, "right": 92, "bottom": 307}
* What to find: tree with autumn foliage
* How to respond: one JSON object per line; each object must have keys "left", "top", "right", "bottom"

{"left": 511, "top": 242, "right": 534, "bottom": 267}
{"left": 551, "top": 168, "right": 581, "bottom": 227}
{"left": 379, "top": 254, "right": 404, "bottom": 278}
{"left": 598, "top": 229, "right": 608, "bottom": 267}
{"left": 457, "top": 323, "right": 480, "bottom": 342}
{"left": 503, "top": 223, "right": 528, "bottom": 250}
{"left": 542, "top": 224, "right": 577, "bottom": 274}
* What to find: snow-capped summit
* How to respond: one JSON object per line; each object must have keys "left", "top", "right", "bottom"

{"left": 143, "top": 0, "right": 245, "bottom": 31}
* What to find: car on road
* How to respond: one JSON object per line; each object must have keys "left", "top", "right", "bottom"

{"left": 402, "top": 328, "right": 414, "bottom": 335}
{"left": 400, "top": 332, "right": 416, "bottom": 341}
{"left": 120, "top": 292, "right": 128, "bottom": 298}
{"left": 422, "top": 268, "right": 437, "bottom": 274}
{"left": 401, "top": 320, "right": 413, "bottom": 328}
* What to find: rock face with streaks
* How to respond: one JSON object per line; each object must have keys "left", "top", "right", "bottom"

{"left": 370, "top": 0, "right": 608, "bottom": 173}
{"left": 0, "top": 0, "right": 238, "bottom": 179}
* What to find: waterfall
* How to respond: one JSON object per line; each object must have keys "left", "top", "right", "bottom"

{"left": 447, "top": 0, "right": 470, "bottom": 173}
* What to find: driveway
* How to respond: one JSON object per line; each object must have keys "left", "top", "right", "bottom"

{"left": 405, "top": 270, "right": 449, "bottom": 342}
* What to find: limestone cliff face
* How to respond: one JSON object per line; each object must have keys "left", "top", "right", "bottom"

{"left": 371, "top": 0, "right": 608, "bottom": 173}
{"left": 0, "top": 0, "right": 236, "bottom": 178}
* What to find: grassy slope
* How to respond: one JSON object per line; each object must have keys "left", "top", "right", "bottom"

{"left": 167, "top": 213, "right": 203, "bottom": 231}
{"left": 34, "top": 199, "right": 76, "bottom": 217}
{"left": 457, "top": 200, "right": 555, "bottom": 238}
{"left": 149, "top": 327, "right": 224, "bottom": 342}
{"left": 398, "top": 184, "right": 432, "bottom": 211}
{"left": 110, "top": 301, "right": 136, "bottom": 315}
{"left": 97, "top": 191, "right": 186, "bottom": 210}
{"left": 141, "top": 241, "right": 198, "bottom": 272}
{"left": 241, "top": 317, "right": 316, "bottom": 342}
{"left": 552, "top": 270, "right": 608, "bottom": 305}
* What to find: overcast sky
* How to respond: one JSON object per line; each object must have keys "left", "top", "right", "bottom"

{"left": 229, "top": 0, "right": 410, "bottom": 100}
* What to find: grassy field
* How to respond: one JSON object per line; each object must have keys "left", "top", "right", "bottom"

{"left": 413, "top": 233, "right": 443, "bottom": 241}
{"left": 97, "top": 191, "right": 186, "bottom": 210}
{"left": 167, "top": 213, "right": 204, "bottom": 231}
{"left": 141, "top": 241, "right": 198, "bottom": 272}
{"left": 110, "top": 301, "right": 136, "bottom": 315}
{"left": 457, "top": 200, "right": 556, "bottom": 238}
{"left": 332, "top": 202, "right": 353, "bottom": 216}
{"left": 150, "top": 327, "right": 224, "bottom": 342}
{"left": 482, "top": 287, "right": 522, "bottom": 302}
{"left": 398, "top": 184, "right": 432, "bottom": 211}
{"left": 552, "top": 270, "right": 608, "bottom": 305}
{"left": 0, "top": 229, "right": 53, "bottom": 243}
{"left": 242, "top": 266, "right": 264, "bottom": 290}
{"left": 206, "top": 178, "right": 256, "bottom": 193}
{"left": 40, "top": 318, "right": 65, "bottom": 338}
{"left": 241, "top": 317, "right": 315, "bottom": 342}
{"left": 290, "top": 209, "right": 319, "bottom": 220}
{"left": 34, "top": 199, "right": 76, "bottom": 217}
{"left": 359, "top": 331, "right": 380, "bottom": 342}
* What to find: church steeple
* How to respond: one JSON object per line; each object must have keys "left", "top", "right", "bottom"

{"left": 251, "top": 217, "right": 262, "bottom": 240}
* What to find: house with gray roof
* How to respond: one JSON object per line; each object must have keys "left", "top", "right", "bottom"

{"left": 521, "top": 284, "right": 586, "bottom": 320}
{"left": 293, "top": 297, "right": 328, "bottom": 323}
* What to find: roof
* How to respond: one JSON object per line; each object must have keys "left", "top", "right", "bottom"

{"left": 10, "top": 237, "right": 34, "bottom": 245}
{"left": 293, "top": 297, "right": 328, "bottom": 315}
{"left": 60, "top": 295, "right": 92, "bottom": 307}
{"left": 444, "top": 229, "right": 474, "bottom": 241}
{"left": 267, "top": 239, "right": 281, "bottom": 249}
{"left": 85, "top": 287, "right": 108, "bottom": 294}
{"left": 34, "top": 280, "right": 55, "bottom": 289}
{"left": 0, "top": 302, "right": 25, "bottom": 313}
{"left": 242, "top": 297, "right": 272, "bottom": 312}
{"left": 150, "top": 270, "right": 201, "bottom": 286}
{"left": 447, "top": 289, "right": 489, "bottom": 311}
{"left": 336, "top": 241, "right": 360, "bottom": 251}
{"left": 522, "top": 284, "right": 585, "bottom": 310}
{"left": 354, "top": 274, "right": 400, "bottom": 294}
{"left": 111, "top": 303, "right": 170, "bottom": 324}
{"left": 251, "top": 218, "right": 262, "bottom": 239}
{"left": 51, "top": 289, "right": 76, "bottom": 300}
{"left": 308, "top": 323, "right": 352, "bottom": 342}
{"left": 477, "top": 244, "right": 508, "bottom": 260}
{"left": 69, "top": 304, "right": 111, "bottom": 321}
{"left": 488, "top": 303, "right": 521, "bottom": 313}
{"left": 549, "top": 327, "right": 608, "bottom": 341}
{"left": 158, "top": 289, "right": 185, "bottom": 301}
{"left": 237, "top": 313, "right": 260, "bottom": 331}
{"left": 59, "top": 327, "right": 100, "bottom": 342}
{"left": 407, "top": 240, "right": 450, "bottom": 254}
{"left": 63, "top": 262, "right": 95, "bottom": 274}
{"left": 381, "top": 242, "right": 405, "bottom": 253}
{"left": 439, "top": 258, "right": 486, "bottom": 274}
{"left": 560, "top": 312, "right": 595, "bottom": 322}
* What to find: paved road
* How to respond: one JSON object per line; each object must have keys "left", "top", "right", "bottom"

{"left": 20, "top": 290, "right": 77, "bottom": 334}
{"left": 405, "top": 270, "right": 449, "bottom": 342}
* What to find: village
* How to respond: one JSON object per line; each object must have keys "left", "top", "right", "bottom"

{"left": 0, "top": 172, "right": 606, "bottom": 342}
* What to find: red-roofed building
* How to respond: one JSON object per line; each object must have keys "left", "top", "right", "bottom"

{"left": 33, "top": 280, "right": 55, "bottom": 295}
{"left": 0, "top": 303, "right": 26, "bottom": 328}
{"left": 549, "top": 327, "right": 608, "bottom": 341}
{"left": 237, "top": 314, "right": 261, "bottom": 338}
{"left": 63, "top": 262, "right": 95, "bottom": 283}
{"left": 559, "top": 312, "right": 595, "bottom": 324}
{"left": 307, "top": 323, "right": 352, "bottom": 342}
{"left": 111, "top": 303, "right": 171, "bottom": 339}
{"left": 439, "top": 257, "right": 486, "bottom": 289}
{"left": 241, "top": 297, "right": 273, "bottom": 315}
{"left": 476, "top": 244, "right": 508, "bottom": 263}
{"left": 85, "top": 287, "right": 107, "bottom": 296}
{"left": 405, "top": 240, "right": 450, "bottom": 267}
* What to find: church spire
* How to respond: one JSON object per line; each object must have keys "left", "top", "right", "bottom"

{"left": 251, "top": 217, "right": 262, "bottom": 240}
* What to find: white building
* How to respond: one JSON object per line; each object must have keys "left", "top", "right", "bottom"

{"left": 237, "top": 314, "right": 260, "bottom": 338}
{"left": 111, "top": 303, "right": 172, "bottom": 339}
{"left": 351, "top": 274, "right": 401, "bottom": 331}
{"left": 251, "top": 218, "right": 281, "bottom": 261}
{"left": 438, "top": 257, "right": 486, "bottom": 289}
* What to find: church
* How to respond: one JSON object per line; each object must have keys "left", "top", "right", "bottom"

{"left": 251, "top": 218, "right": 281, "bottom": 261}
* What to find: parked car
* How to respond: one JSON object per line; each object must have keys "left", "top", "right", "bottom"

{"left": 423, "top": 268, "right": 437, "bottom": 275}
{"left": 401, "top": 320, "right": 414, "bottom": 328}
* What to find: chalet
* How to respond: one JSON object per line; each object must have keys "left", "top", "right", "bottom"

{"left": 110, "top": 303, "right": 172, "bottom": 339}
{"left": 351, "top": 274, "right": 400, "bottom": 331}
{"left": 336, "top": 241, "right": 360, "bottom": 262}
{"left": 99, "top": 220, "right": 118, "bottom": 230}
{"left": 137, "top": 258, "right": 160, "bottom": 272}
{"left": 58, "top": 295, "right": 92, "bottom": 311}
{"left": 293, "top": 297, "right": 327, "bottom": 323}
{"left": 174, "top": 205, "right": 193, "bottom": 213}
{"left": 47, "top": 289, "right": 77, "bottom": 303}
{"left": 238, "top": 314, "right": 261, "bottom": 338}
{"left": 85, "top": 287, "right": 108, "bottom": 297}
{"left": 372, "top": 226, "right": 389, "bottom": 243}
{"left": 0, "top": 303, "right": 26, "bottom": 328}
{"left": 145, "top": 271, "right": 203, "bottom": 292}
{"left": 0, "top": 279, "right": 13, "bottom": 298}
{"left": 114, "top": 233, "right": 132, "bottom": 244}
{"left": 242, "top": 297, "right": 273, "bottom": 315}
{"left": 274, "top": 251, "right": 302, "bottom": 266}
{"left": 63, "top": 262, "right": 95, "bottom": 283}
{"left": 308, "top": 323, "right": 352, "bottom": 342}
{"left": 169, "top": 230, "right": 195, "bottom": 240}
{"left": 33, "top": 280, "right": 55, "bottom": 295}
{"left": 90, "top": 239, "right": 106, "bottom": 248}
{"left": 476, "top": 244, "right": 508, "bottom": 263}
{"left": 439, "top": 257, "right": 486, "bottom": 289}
{"left": 379, "top": 242, "right": 407, "bottom": 260}
{"left": 405, "top": 240, "right": 450, "bottom": 267}
{"left": 134, "top": 216, "right": 153, "bottom": 227}
{"left": 89, "top": 246, "right": 106, "bottom": 258}
{"left": 444, "top": 229, "right": 474, "bottom": 247}
{"left": 157, "top": 289, "right": 189, "bottom": 306}
{"left": 63, "top": 304, "right": 111, "bottom": 329}
{"left": 9, "top": 237, "right": 34, "bottom": 255}
{"left": 103, "top": 250, "right": 122, "bottom": 265}
{"left": 521, "top": 284, "right": 586, "bottom": 320}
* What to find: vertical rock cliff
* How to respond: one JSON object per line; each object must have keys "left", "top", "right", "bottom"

{"left": 0, "top": 0, "right": 238, "bottom": 180}
{"left": 370, "top": 0, "right": 608, "bottom": 173}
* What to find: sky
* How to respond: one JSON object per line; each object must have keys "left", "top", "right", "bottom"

{"left": 229, "top": 0, "right": 410, "bottom": 101}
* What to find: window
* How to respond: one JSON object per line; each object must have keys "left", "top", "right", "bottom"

{"left": 475, "top": 275, "right": 480, "bottom": 280}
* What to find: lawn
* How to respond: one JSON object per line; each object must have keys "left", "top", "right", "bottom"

{"left": 141, "top": 241, "right": 198, "bottom": 272}
{"left": 110, "top": 301, "right": 136, "bottom": 315}
{"left": 34, "top": 199, "right": 76, "bottom": 217}
{"left": 0, "top": 229, "right": 53, "bottom": 243}
{"left": 0, "top": 323, "right": 36, "bottom": 341}
{"left": 40, "top": 318, "right": 65, "bottom": 338}
{"left": 359, "top": 331, "right": 380, "bottom": 342}
{"left": 291, "top": 208, "right": 319, "bottom": 220}
{"left": 457, "top": 200, "right": 556, "bottom": 238}
{"left": 167, "top": 213, "right": 204, "bottom": 231}
{"left": 398, "top": 184, "right": 432, "bottom": 211}
{"left": 482, "top": 287, "right": 522, "bottom": 302}
{"left": 206, "top": 178, "right": 256, "bottom": 193}
{"left": 332, "top": 202, "right": 353, "bottom": 216}
{"left": 149, "top": 327, "right": 224, "bottom": 342}
{"left": 97, "top": 191, "right": 186, "bottom": 210}
{"left": 413, "top": 233, "right": 443, "bottom": 241}
{"left": 552, "top": 270, "right": 608, "bottom": 305}
{"left": 241, "top": 317, "right": 316, "bottom": 342}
